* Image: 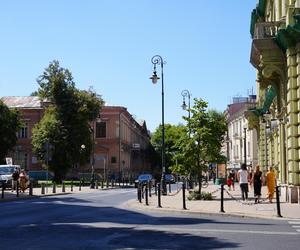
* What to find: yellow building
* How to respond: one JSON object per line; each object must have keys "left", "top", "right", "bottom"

{"left": 250, "top": 0, "right": 300, "bottom": 202}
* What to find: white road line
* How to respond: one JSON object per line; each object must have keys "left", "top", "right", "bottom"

{"left": 288, "top": 221, "right": 300, "bottom": 224}
{"left": 52, "top": 222, "right": 300, "bottom": 235}
{"left": 292, "top": 225, "right": 300, "bottom": 228}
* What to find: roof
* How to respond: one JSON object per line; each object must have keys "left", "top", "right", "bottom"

{"left": 1, "top": 96, "right": 44, "bottom": 108}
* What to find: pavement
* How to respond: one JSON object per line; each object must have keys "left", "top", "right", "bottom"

{"left": 128, "top": 182, "right": 300, "bottom": 220}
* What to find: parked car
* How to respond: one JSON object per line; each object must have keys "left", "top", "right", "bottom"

{"left": 164, "top": 174, "right": 175, "bottom": 184}
{"left": 0, "top": 165, "right": 21, "bottom": 188}
{"left": 134, "top": 174, "right": 155, "bottom": 187}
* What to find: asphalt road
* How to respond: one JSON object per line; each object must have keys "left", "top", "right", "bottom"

{"left": 0, "top": 188, "right": 299, "bottom": 250}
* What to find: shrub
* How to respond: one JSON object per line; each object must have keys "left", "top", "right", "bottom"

{"left": 187, "top": 191, "right": 213, "bottom": 200}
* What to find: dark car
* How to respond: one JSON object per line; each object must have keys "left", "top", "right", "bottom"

{"left": 164, "top": 174, "right": 175, "bottom": 184}
{"left": 134, "top": 174, "right": 155, "bottom": 187}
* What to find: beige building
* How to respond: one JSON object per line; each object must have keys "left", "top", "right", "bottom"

{"left": 225, "top": 96, "right": 258, "bottom": 171}
{"left": 250, "top": 0, "right": 300, "bottom": 202}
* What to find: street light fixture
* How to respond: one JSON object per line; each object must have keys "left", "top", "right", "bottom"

{"left": 181, "top": 89, "right": 191, "bottom": 137}
{"left": 150, "top": 55, "right": 167, "bottom": 195}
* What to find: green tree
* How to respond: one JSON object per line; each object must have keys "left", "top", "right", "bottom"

{"left": 151, "top": 124, "right": 186, "bottom": 176}
{"left": 32, "top": 60, "right": 104, "bottom": 181}
{"left": 176, "top": 98, "right": 227, "bottom": 194}
{"left": 0, "top": 100, "right": 21, "bottom": 163}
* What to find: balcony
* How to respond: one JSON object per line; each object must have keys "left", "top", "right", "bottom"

{"left": 250, "top": 22, "right": 285, "bottom": 69}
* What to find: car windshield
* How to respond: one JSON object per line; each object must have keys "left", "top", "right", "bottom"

{"left": 0, "top": 167, "right": 14, "bottom": 175}
{"left": 138, "top": 174, "right": 151, "bottom": 181}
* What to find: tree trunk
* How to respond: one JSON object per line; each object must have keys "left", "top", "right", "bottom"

{"left": 198, "top": 172, "right": 202, "bottom": 195}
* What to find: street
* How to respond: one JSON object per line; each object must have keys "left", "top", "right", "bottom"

{"left": 0, "top": 188, "right": 299, "bottom": 250}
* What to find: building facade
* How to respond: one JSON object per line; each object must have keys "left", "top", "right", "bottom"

{"left": 225, "top": 96, "right": 258, "bottom": 171}
{"left": 250, "top": 0, "right": 300, "bottom": 202}
{"left": 1, "top": 96, "right": 151, "bottom": 180}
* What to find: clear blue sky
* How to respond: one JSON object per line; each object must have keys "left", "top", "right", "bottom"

{"left": 0, "top": 1, "right": 257, "bottom": 132}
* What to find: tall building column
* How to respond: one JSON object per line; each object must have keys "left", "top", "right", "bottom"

{"left": 287, "top": 47, "right": 299, "bottom": 185}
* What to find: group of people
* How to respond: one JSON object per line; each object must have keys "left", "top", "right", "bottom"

{"left": 227, "top": 164, "right": 277, "bottom": 203}
{"left": 12, "top": 168, "right": 30, "bottom": 192}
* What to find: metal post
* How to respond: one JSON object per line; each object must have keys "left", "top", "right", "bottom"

{"left": 243, "top": 127, "right": 247, "bottom": 166}
{"left": 276, "top": 186, "right": 282, "bottom": 217}
{"left": 149, "top": 182, "right": 152, "bottom": 197}
{"left": 169, "top": 183, "right": 171, "bottom": 193}
{"left": 95, "top": 180, "right": 98, "bottom": 189}
{"left": 157, "top": 183, "right": 162, "bottom": 208}
{"left": 1, "top": 183, "right": 4, "bottom": 199}
{"left": 79, "top": 180, "right": 82, "bottom": 191}
{"left": 52, "top": 182, "right": 56, "bottom": 193}
{"left": 41, "top": 183, "right": 45, "bottom": 195}
{"left": 220, "top": 184, "right": 225, "bottom": 213}
{"left": 29, "top": 182, "right": 33, "bottom": 196}
{"left": 62, "top": 181, "right": 65, "bottom": 192}
{"left": 71, "top": 180, "right": 73, "bottom": 192}
{"left": 101, "top": 179, "right": 104, "bottom": 189}
{"left": 155, "top": 182, "right": 157, "bottom": 196}
{"left": 16, "top": 181, "right": 19, "bottom": 197}
{"left": 137, "top": 184, "right": 142, "bottom": 203}
{"left": 182, "top": 183, "right": 186, "bottom": 210}
{"left": 151, "top": 55, "right": 167, "bottom": 195}
{"left": 145, "top": 185, "right": 149, "bottom": 206}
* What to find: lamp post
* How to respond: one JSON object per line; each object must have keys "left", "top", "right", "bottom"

{"left": 243, "top": 127, "right": 247, "bottom": 166}
{"left": 89, "top": 125, "right": 95, "bottom": 189}
{"left": 181, "top": 89, "right": 191, "bottom": 137}
{"left": 150, "top": 55, "right": 167, "bottom": 195}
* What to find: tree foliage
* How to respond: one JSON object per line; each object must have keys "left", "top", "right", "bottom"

{"left": 0, "top": 100, "right": 21, "bottom": 163}
{"left": 32, "top": 60, "right": 104, "bottom": 181}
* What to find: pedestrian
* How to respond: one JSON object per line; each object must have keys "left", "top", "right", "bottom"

{"left": 266, "top": 166, "right": 276, "bottom": 203}
{"left": 19, "top": 169, "right": 29, "bottom": 192}
{"left": 251, "top": 165, "right": 263, "bottom": 203}
{"left": 237, "top": 163, "right": 249, "bottom": 201}
{"left": 227, "top": 173, "right": 232, "bottom": 191}
{"left": 11, "top": 168, "right": 20, "bottom": 192}
{"left": 229, "top": 170, "right": 235, "bottom": 191}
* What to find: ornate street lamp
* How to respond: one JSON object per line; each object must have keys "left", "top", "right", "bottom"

{"left": 150, "top": 55, "right": 167, "bottom": 195}
{"left": 181, "top": 89, "right": 191, "bottom": 137}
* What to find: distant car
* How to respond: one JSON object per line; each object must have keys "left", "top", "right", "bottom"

{"left": 0, "top": 165, "right": 21, "bottom": 188}
{"left": 164, "top": 174, "right": 175, "bottom": 184}
{"left": 134, "top": 174, "right": 155, "bottom": 187}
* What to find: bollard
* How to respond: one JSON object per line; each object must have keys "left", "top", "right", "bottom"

{"left": 155, "top": 183, "right": 157, "bottom": 196}
{"left": 149, "top": 182, "right": 152, "bottom": 197}
{"left": 106, "top": 180, "right": 109, "bottom": 188}
{"left": 137, "top": 184, "right": 141, "bottom": 203}
{"left": 29, "top": 182, "right": 33, "bottom": 196}
{"left": 145, "top": 185, "right": 149, "bottom": 206}
{"left": 101, "top": 180, "right": 104, "bottom": 189}
{"left": 182, "top": 183, "right": 187, "bottom": 210}
{"left": 276, "top": 186, "right": 282, "bottom": 217}
{"left": 71, "top": 180, "right": 73, "bottom": 192}
{"left": 41, "top": 183, "right": 45, "bottom": 195}
{"left": 52, "top": 182, "right": 56, "bottom": 193}
{"left": 1, "top": 182, "right": 5, "bottom": 199}
{"left": 220, "top": 184, "right": 225, "bottom": 213}
{"left": 16, "top": 181, "right": 19, "bottom": 197}
{"left": 96, "top": 180, "right": 98, "bottom": 189}
{"left": 62, "top": 181, "right": 65, "bottom": 192}
{"left": 157, "top": 183, "right": 162, "bottom": 208}
{"left": 169, "top": 183, "right": 171, "bottom": 193}
{"left": 79, "top": 180, "right": 82, "bottom": 191}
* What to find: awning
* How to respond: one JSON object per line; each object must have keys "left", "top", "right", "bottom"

{"left": 248, "top": 85, "right": 277, "bottom": 116}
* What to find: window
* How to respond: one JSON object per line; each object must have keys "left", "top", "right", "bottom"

{"left": 18, "top": 123, "right": 28, "bottom": 138}
{"left": 96, "top": 122, "right": 106, "bottom": 138}
{"left": 111, "top": 156, "right": 117, "bottom": 164}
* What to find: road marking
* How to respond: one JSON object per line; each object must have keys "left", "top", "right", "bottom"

{"left": 288, "top": 221, "right": 300, "bottom": 225}
{"left": 52, "top": 222, "right": 300, "bottom": 235}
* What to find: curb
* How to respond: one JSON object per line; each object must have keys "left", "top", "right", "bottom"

{"left": 126, "top": 199, "right": 291, "bottom": 221}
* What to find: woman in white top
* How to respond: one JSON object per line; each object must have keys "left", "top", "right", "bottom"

{"left": 237, "top": 163, "right": 249, "bottom": 201}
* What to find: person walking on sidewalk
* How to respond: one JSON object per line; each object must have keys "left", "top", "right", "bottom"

{"left": 237, "top": 163, "right": 249, "bottom": 201}
{"left": 266, "top": 166, "right": 276, "bottom": 203}
{"left": 11, "top": 168, "right": 20, "bottom": 192}
{"left": 251, "top": 165, "right": 263, "bottom": 203}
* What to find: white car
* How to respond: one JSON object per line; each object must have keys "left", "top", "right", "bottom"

{"left": 0, "top": 165, "right": 20, "bottom": 188}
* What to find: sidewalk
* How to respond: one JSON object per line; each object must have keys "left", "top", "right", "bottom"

{"left": 0, "top": 184, "right": 115, "bottom": 202}
{"left": 128, "top": 182, "right": 300, "bottom": 220}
